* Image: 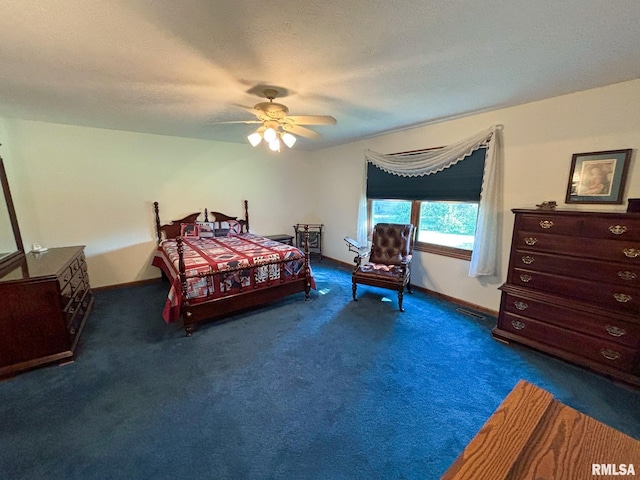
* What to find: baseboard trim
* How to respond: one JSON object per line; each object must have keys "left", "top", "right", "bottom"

{"left": 318, "top": 256, "right": 354, "bottom": 271}
{"left": 320, "top": 255, "right": 499, "bottom": 318}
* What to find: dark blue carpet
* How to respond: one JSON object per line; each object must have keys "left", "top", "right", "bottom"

{"left": 1, "top": 261, "right": 639, "bottom": 479}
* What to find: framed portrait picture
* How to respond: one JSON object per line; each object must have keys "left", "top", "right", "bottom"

{"left": 565, "top": 149, "right": 632, "bottom": 204}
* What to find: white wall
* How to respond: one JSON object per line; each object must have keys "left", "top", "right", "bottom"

{"left": 2, "top": 79, "right": 639, "bottom": 310}
{"left": 0, "top": 120, "right": 312, "bottom": 287}
{"left": 311, "top": 79, "right": 640, "bottom": 312}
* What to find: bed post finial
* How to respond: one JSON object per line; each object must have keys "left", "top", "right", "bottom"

{"left": 204, "top": 208, "right": 209, "bottom": 222}
{"left": 153, "top": 201, "right": 162, "bottom": 245}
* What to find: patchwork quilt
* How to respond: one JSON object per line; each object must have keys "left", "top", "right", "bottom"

{"left": 152, "top": 234, "right": 313, "bottom": 322}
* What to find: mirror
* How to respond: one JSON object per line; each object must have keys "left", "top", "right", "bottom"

{"left": 0, "top": 154, "right": 24, "bottom": 272}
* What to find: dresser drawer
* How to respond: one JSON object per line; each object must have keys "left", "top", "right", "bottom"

{"left": 501, "top": 312, "right": 638, "bottom": 373}
{"left": 517, "top": 214, "right": 582, "bottom": 236}
{"left": 70, "top": 256, "right": 82, "bottom": 276}
{"left": 59, "top": 267, "right": 84, "bottom": 308}
{"left": 582, "top": 216, "right": 640, "bottom": 241}
{"left": 515, "top": 231, "right": 640, "bottom": 263}
{"left": 58, "top": 264, "right": 75, "bottom": 290}
{"left": 502, "top": 292, "right": 640, "bottom": 348}
{"left": 65, "top": 281, "right": 89, "bottom": 324}
{"left": 517, "top": 213, "right": 640, "bottom": 240}
{"left": 56, "top": 253, "right": 85, "bottom": 290}
{"left": 511, "top": 268, "right": 638, "bottom": 313}
{"left": 512, "top": 250, "right": 640, "bottom": 287}
{"left": 67, "top": 290, "right": 92, "bottom": 338}
{"left": 60, "top": 281, "right": 74, "bottom": 308}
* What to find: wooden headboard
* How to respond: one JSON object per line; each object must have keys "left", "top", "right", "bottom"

{"left": 204, "top": 199, "right": 250, "bottom": 235}
{"left": 153, "top": 200, "right": 250, "bottom": 243}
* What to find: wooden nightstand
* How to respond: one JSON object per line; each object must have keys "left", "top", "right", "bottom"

{"left": 264, "top": 234, "right": 294, "bottom": 246}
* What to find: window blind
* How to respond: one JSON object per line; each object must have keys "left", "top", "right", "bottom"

{"left": 366, "top": 147, "right": 486, "bottom": 201}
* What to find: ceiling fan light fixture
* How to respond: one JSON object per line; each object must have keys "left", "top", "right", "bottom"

{"left": 263, "top": 127, "right": 277, "bottom": 143}
{"left": 281, "top": 132, "right": 296, "bottom": 148}
{"left": 238, "top": 89, "right": 334, "bottom": 150}
{"left": 268, "top": 137, "right": 281, "bottom": 152}
{"left": 247, "top": 132, "right": 262, "bottom": 147}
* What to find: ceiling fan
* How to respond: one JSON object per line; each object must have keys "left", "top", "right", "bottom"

{"left": 226, "top": 88, "right": 337, "bottom": 151}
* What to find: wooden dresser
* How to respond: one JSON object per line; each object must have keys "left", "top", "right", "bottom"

{"left": 0, "top": 246, "right": 94, "bottom": 378}
{"left": 442, "top": 380, "right": 640, "bottom": 479}
{"left": 493, "top": 209, "right": 640, "bottom": 387}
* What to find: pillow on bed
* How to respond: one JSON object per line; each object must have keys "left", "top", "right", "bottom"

{"left": 180, "top": 223, "right": 200, "bottom": 238}
{"left": 227, "top": 220, "right": 242, "bottom": 235}
{"left": 213, "top": 220, "right": 242, "bottom": 237}
{"left": 196, "top": 222, "right": 215, "bottom": 238}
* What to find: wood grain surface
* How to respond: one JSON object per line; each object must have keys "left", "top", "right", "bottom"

{"left": 442, "top": 380, "right": 640, "bottom": 479}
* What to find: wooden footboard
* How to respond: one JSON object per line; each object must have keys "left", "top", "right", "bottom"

{"left": 176, "top": 226, "right": 311, "bottom": 336}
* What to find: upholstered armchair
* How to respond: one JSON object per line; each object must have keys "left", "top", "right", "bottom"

{"left": 347, "top": 223, "right": 416, "bottom": 312}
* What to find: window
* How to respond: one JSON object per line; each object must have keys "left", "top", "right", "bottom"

{"left": 418, "top": 201, "right": 478, "bottom": 250}
{"left": 370, "top": 199, "right": 412, "bottom": 225}
{"left": 368, "top": 200, "right": 478, "bottom": 260}
{"left": 366, "top": 147, "right": 486, "bottom": 260}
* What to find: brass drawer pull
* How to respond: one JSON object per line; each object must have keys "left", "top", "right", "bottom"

{"left": 623, "top": 248, "right": 639, "bottom": 258}
{"left": 511, "top": 320, "right": 525, "bottom": 330}
{"left": 519, "top": 273, "right": 532, "bottom": 283}
{"left": 539, "top": 220, "right": 553, "bottom": 229}
{"left": 605, "top": 325, "right": 627, "bottom": 337}
{"left": 609, "top": 225, "right": 628, "bottom": 235}
{"left": 514, "top": 301, "right": 528, "bottom": 311}
{"left": 613, "top": 293, "right": 632, "bottom": 303}
{"left": 521, "top": 255, "right": 534, "bottom": 265}
{"left": 524, "top": 237, "right": 537, "bottom": 246}
{"left": 618, "top": 271, "right": 637, "bottom": 281}
{"left": 600, "top": 349, "right": 620, "bottom": 361}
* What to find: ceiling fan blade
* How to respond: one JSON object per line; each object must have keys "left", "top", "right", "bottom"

{"left": 211, "top": 120, "right": 263, "bottom": 125}
{"left": 282, "top": 124, "right": 322, "bottom": 140}
{"left": 233, "top": 104, "right": 265, "bottom": 118}
{"left": 284, "top": 115, "right": 337, "bottom": 125}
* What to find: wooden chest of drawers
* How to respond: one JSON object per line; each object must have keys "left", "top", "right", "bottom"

{"left": 0, "top": 246, "right": 94, "bottom": 378}
{"left": 493, "top": 209, "right": 640, "bottom": 387}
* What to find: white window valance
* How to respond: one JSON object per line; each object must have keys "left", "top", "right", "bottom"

{"left": 357, "top": 125, "right": 502, "bottom": 277}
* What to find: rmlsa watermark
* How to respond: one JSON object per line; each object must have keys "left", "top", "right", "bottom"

{"left": 592, "top": 464, "right": 636, "bottom": 476}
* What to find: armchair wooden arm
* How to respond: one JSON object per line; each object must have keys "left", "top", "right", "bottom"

{"left": 344, "top": 237, "right": 370, "bottom": 267}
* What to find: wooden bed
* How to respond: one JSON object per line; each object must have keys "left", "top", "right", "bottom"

{"left": 152, "top": 200, "right": 313, "bottom": 336}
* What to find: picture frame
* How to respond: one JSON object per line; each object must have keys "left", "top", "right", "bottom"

{"left": 565, "top": 149, "right": 632, "bottom": 204}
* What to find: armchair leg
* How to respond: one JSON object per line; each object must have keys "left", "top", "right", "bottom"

{"left": 352, "top": 282, "right": 358, "bottom": 301}
{"left": 407, "top": 282, "right": 413, "bottom": 294}
{"left": 398, "top": 288, "right": 405, "bottom": 312}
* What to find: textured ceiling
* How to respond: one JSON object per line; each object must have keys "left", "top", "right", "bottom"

{"left": 1, "top": 1, "right": 640, "bottom": 150}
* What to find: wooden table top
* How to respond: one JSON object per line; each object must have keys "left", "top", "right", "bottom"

{"left": 442, "top": 380, "right": 639, "bottom": 479}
